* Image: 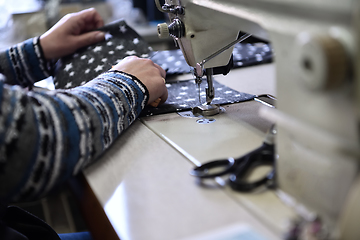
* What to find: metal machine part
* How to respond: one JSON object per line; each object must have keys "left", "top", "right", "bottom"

{"left": 192, "top": 104, "right": 220, "bottom": 117}
{"left": 196, "top": 118, "right": 216, "bottom": 124}
{"left": 194, "top": 32, "right": 252, "bottom": 78}
{"left": 157, "top": 18, "right": 185, "bottom": 39}
{"left": 157, "top": 18, "right": 251, "bottom": 111}
{"left": 178, "top": 106, "right": 225, "bottom": 118}
{"left": 205, "top": 68, "right": 215, "bottom": 104}
{"left": 156, "top": 0, "right": 359, "bottom": 239}
{"left": 156, "top": 2, "right": 250, "bottom": 109}
{"left": 195, "top": 68, "right": 221, "bottom": 116}
{"left": 155, "top": 0, "right": 184, "bottom": 15}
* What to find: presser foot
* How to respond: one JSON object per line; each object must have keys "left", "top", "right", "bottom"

{"left": 192, "top": 104, "right": 220, "bottom": 116}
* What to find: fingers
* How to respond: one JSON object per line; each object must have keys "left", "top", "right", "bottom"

{"left": 159, "top": 86, "right": 168, "bottom": 103}
{"left": 76, "top": 8, "right": 104, "bottom": 31}
{"left": 149, "top": 98, "right": 162, "bottom": 107}
{"left": 158, "top": 75, "right": 168, "bottom": 103}
{"left": 39, "top": 8, "right": 106, "bottom": 60}
{"left": 67, "top": 8, "right": 104, "bottom": 35}
{"left": 112, "top": 57, "right": 168, "bottom": 105}
{"left": 75, "top": 31, "right": 105, "bottom": 49}
{"left": 153, "top": 62, "right": 166, "bottom": 79}
{"left": 71, "top": 8, "right": 105, "bottom": 49}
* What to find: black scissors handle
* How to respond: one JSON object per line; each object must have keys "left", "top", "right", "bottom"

{"left": 190, "top": 158, "right": 237, "bottom": 179}
{"left": 190, "top": 143, "right": 273, "bottom": 179}
{"left": 190, "top": 125, "right": 277, "bottom": 192}
{"left": 229, "top": 143, "right": 275, "bottom": 192}
{"left": 190, "top": 143, "right": 276, "bottom": 192}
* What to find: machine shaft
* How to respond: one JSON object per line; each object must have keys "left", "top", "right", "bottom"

{"left": 205, "top": 68, "right": 215, "bottom": 104}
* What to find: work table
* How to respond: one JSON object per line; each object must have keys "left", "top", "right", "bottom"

{"left": 78, "top": 63, "right": 298, "bottom": 240}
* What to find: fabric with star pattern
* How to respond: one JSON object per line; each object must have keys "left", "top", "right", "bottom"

{"left": 54, "top": 19, "right": 152, "bottom": 89}
{"left": 140, "top": 79, "right": 255, "bottom": 117}
{"left": 141, "top": 43, "right": 271, "bottom": 116}
{"left": 149, "top": 42, "right": 272, "bottom": 76}
{"left": 53, "top": 20, "right": 272, "bottom": 116}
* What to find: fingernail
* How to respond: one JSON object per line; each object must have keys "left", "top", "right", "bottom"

{"left": 95, "top": 32, "right": 105, "bottom": 41}
{"left": 149, "top": 98, "right": 162, "bottom": 107}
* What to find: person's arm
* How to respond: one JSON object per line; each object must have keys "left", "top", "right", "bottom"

{"left": 0, "top": 8, "right": 105, "bottom": 87}
{"left": 0, "top": 9, "right": 168, "bottom": 203}
{"left": 0, "top": 37, "right": 52, "bottom": 87}
{"left": 0, "top": 56, "right": 167, "bottom": 203}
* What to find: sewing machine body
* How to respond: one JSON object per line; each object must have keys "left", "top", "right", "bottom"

{"left": 161, "top": 0, "right": 360, "bottom": 238}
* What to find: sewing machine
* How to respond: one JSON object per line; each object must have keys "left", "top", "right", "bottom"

{"left": 155, "top": 0, "right": 360, "bottom": 239}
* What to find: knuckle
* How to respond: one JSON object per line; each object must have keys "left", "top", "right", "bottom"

{"left": 127, "top": 56, "right": 138, "bottom": 60}
{"left": 64, "top": 13, "right": 74, "bottom": 20}
{"left": 141, "top": 58, "right": 154, "bottom": 65}
{"left": 149, "top": 68, "right": 160, "bottom": 76}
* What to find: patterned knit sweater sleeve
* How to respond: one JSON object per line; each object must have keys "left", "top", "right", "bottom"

{"left": 0, "top": 37, "right": 52, "bottom": 87}
{"left": 0, "top": 38, "right": 149, "bottom": 203}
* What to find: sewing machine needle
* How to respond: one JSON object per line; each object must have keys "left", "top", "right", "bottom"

{"left": 198, "top": 82, "right": 201, "bottom": 104}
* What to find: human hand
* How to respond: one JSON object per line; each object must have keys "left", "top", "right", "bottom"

{"left": 40, "top": 8, "right": 105, "bottom": 60}
{"left": 112, "top": 56, "right": 168, "bottom": 105}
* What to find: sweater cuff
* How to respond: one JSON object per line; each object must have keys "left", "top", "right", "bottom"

{"left": 108, "top": 70, "right": 150, "bottom": 103}
{"left": 101, "top": 70, "right": 150, "bottom": 112}
{"left": 2, "top": 37, "right": 53, "bottom": 87}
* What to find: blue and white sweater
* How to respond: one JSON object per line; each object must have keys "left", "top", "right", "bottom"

{"left": 0, "top": 37, "right": 149, "bottom": 203}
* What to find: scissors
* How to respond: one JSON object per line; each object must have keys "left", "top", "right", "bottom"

{"left": 190, "top": 125, "right": 276, "bottom": 192}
